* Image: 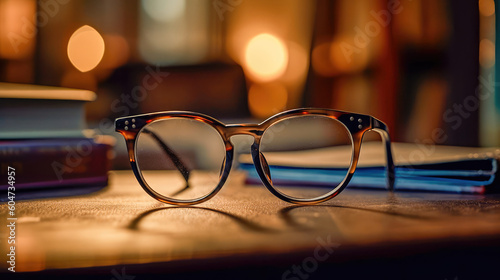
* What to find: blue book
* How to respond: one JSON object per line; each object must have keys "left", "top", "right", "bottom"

{"left": 239, "top": 142, "right": 499, "bottom": 194}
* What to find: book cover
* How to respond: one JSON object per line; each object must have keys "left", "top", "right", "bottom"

{"left": 0, "top": 137, "right": 112, "bottom": 191}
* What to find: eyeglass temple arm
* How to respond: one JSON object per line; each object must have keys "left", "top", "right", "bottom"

{"left": 142, "top": 128, "right": 191, "bottom": 183}
{"left": 371, "top": 118, "right": 395, "bottom": 191}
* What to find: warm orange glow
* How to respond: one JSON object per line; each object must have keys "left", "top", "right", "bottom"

{"left": 312, "top": 42, "right": 337, "bottom": 77}
{"left": 17, "top": 235, "right": 45, "bottom": 272}
{"left": 479, "top": 0, "right": 495, "bottom": 17}
{"left": 67, "top": 25, "right": 105, "bottom": 72}
{"left": 244, "top": 33, "right": 288, "bottom": 82}
{"left": 282, "top": 41, "right": 309, "bottom": 83}
{"left": 332, "top": 76, "right": 371, "bottom": 113}
{"left": 312, "top": 37, "right": 370, "bottom": 77}
{"left": 329, "top": 36, "right": 369, "bottom": 73}
{"left": 0, "top": 0, "right": 36, "bottom": 60}
{"left": 61, "top": 70, "right": 98, "bottom": 92}
{"left": 479, "top": 39, "right": 495, "bottom": 68}
{"left": 100, "top": 34, "right": 130, "bottom": 69}
{"left": 5, "top": 60, "right": 33, "bottom": 83}
{"left": 248, "top": 82, "right": 288, "bottom": 118}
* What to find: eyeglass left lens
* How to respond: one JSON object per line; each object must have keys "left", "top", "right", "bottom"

{"left": 135, "top": 118, "right": 226, "bottom": 201}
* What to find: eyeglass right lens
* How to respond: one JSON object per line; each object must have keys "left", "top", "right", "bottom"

{"left": 259, "top": 115, "right": 353, "bottom": 200}
{"left": 135, "top": 118, "right": 226, "bottom": 202}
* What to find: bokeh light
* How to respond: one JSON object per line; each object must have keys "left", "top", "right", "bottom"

{"left": 141, "top": 0, "right": 186, "bottom": 22}
{"left": 248, "top": 82, "right": 288, "bottom": 118}
{"left": 479, "top": 39, "right": 495, "bottom": 68}
{"left": 479, "top": 0, "right": 495, "bottom": 17}
{"left": 67, "top": 25, "right": 105, "bottom": 72}
{"left": 244, "top": 33, "right": 288, "bottom": 82}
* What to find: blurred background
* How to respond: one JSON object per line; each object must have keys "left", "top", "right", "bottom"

{"left": 0, "top": 0, "right": 498, "bottom": 147}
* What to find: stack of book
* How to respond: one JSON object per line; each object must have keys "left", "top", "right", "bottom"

{"left": 0, "top": 83, "right": 112, "bottom": 192}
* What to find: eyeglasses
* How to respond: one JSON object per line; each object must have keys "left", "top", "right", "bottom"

{"left": 115, "top": 108, "right": 395, "bottom": 205}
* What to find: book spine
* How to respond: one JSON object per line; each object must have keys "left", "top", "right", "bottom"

{"left": 0, "top": 139, "right": 110, "bottom": 190}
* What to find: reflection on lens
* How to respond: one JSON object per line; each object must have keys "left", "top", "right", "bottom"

{"left": 135, "top": 118, "right": 225, "bottom": 201}
{"left": 260, "top": 115, "right": 352, "bottom": 200}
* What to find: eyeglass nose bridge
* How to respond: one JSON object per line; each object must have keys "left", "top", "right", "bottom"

{"left": 224, "top": 124, "right": 264, "bottom": 138}
{"left": 223, "top": 124, "right": 274, "bottom": 187}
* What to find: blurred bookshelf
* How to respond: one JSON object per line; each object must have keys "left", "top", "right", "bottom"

{"left": 0, "top": 0, "right": 498, "bottom": 147}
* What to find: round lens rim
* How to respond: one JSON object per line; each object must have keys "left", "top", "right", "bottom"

{"left": 256, "top": 115, "right": 355, "bottom": 204}
{"left": 133, "top": 116, "right": 232, "bottom": 205}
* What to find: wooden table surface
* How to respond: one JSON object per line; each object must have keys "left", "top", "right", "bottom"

{"left": 2, "top": 171, "right": 500, "bottom": 279}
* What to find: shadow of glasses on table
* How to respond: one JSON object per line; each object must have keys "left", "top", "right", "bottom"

{"left": 127, "top": 206, "right": 279, "bottom": 234}
{"left": 127, "top": 195, "right": 434, "bottom": 235}
{"left": 279, "top": 203, "right": 434, "bottom": 232}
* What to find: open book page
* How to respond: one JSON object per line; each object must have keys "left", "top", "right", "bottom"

{"left": 238, "top": 142, "right": 500, "bottom": 194}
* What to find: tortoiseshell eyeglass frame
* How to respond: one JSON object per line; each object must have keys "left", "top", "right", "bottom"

{"left": 115, "top": 108, "right": 395, "bottom": 205}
